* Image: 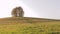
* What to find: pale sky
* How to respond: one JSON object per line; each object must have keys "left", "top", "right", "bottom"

{"left": 0, "top": 0, "right": 60, "bottom": 19}
{"left": 0, "top": 0, "right": 37, "bottom": 18}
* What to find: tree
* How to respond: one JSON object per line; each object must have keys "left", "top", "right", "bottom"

{"left": 11, "top": 7, "right": 24, "bottom": 17}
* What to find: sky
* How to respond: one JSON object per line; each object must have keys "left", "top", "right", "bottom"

{"left": 0, "top": 0, "right": 60, "bottom": 19}
{"left": 0, "top": 0, "right": 37, "bottom": 18}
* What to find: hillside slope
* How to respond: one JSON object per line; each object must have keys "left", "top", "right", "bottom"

{"left": 0, "top": 17, "right": 60, "bottom": 34}
{"left": 0, "top": 17, "right": 59, "bottom": 23}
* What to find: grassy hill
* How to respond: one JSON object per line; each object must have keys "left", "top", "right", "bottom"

{"left": 0, "top": 17, "right": 60, "bottom": 34}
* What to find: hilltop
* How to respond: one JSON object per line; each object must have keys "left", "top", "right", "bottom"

{"left": 0, "top": 17, "right": 59, "bottom": 24}
{"left": 0, "top": 17, "right": 60, "bottom": 24}
{"left": 0, "top": 17, "right": 60, "bottom": 34}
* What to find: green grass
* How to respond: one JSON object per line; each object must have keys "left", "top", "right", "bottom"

{"left": 0, "top": 17, "right": 60, "bottom": 34}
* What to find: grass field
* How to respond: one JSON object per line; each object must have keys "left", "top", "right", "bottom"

{"left": 0, "top": 17, "right": 60, "bottom": 34}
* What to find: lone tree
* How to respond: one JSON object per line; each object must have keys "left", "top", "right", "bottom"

{"left": 11, "top": 7, "right": 24, "bottom": 17}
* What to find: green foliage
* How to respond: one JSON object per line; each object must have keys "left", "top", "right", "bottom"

{"left": 0, "top": 17, "right": 60, "bottom": 34}
{"left": 48, "top": 32, "right": 60, "bottom": 34}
